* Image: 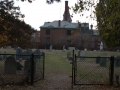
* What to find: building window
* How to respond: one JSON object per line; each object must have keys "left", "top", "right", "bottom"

{"left": 46, "top": 29, "right": 50, "bottom": 35}
{"left": 67, "top": 30, "right": 71, "bottom": 35}
{"left": 46, "top": 37, "right": 50, "bottom": 43}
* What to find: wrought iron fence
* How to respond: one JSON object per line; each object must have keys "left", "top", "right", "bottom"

{"left": 0, "top": 53, "right": 45, "bottom": 86}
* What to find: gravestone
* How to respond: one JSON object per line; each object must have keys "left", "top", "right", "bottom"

{"left": 96, "top": 56, "right": 101, "bottom": 64}
{"left": 0, "top": 52, "right": 2, "bottom": 60}
{"left": 78, "top": 51, "right": 81, "bottom": 57}
{"left": 80, "top": 51, "right": 85, "bottom": 60}
{"left": 22, "top": 51, "right": 27, "bottom": 60}
{"left": 63, "top": 45, "right": 65, "bottom": 51}
{"left": 100, "top": 58, "right": 107, "bottom": 67}
{"left": 115, "top": 56, "right": 120, "bottom": 67}
{"left": 24, "top": 59, "right": 36, "bottom": 75}
{"left": 4, "top": 56, "right": 16, "bottom": 74}
{"left": 67, "top": 52, "right": 70, "bottom": 59}
{"left": 16, "top": 47, "right": 22, "bottom": 60}
{"left": 16, "top": 62, "right": 23, "bottom": 70}
{"left": 34, "top": 49, "right": 41, "bottom": 60}
{"left": 50, "top": 45, "right": 52, "bottom": 51}
{"left": 100, "top": 41, "right": 103, "bottom": 51}
{"left": 26, "top": 48, "right": 33, "bottom": 59}
{"left": 3, "top": 51, "right": 7, "bottom": 60}
{"left": 68, "top": 47, "right": 75, "bottom": 50}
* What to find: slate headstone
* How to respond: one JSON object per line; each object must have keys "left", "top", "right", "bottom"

{"left": 34, "top": 49, "right": 41, "bottom": 60}
{"left": 16, "top": 62, "right": 23, "bottom": 70}
{"left": 26, "top": 48, "right": 33, "bottom": 59}
{"left": 3, "top": 51, "right": 7, "bottom": 60}
{"left": 67, "top": 52, "right": 70, "bottom": 59}
{"left": 96, "top": 56, "right": 101, "bottom": 64}
{"left": 16, "top": 47, "right": 22, "bottom": 60}
{"left": 4, "top": 56, "right": 16, "bottom": 74}
{"left": 24, "top": 59, "right": 36, "bottom": 75}
{"left": 24, "top": 59, "right": 31, "bottom": 75}
{"left": 115, "top": 56, "right": 120, "bottom": 67}
{"left": 78, "top": 51, "right": 81, "bottom": 57}
{"left": 100, "top": 58, "right": 107, "bottom": 67}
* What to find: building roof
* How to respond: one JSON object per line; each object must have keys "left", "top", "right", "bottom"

{"left": 40, "top": 20, "right": 78, "bottom": 29}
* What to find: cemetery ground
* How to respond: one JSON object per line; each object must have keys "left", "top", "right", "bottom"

{"left": 0, "top": 49, "right": 120, "bottom": 90}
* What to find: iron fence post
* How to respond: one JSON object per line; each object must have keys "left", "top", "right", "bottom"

{"left": 31, "top": 53, "right": 34, "bottom": 85}
{"left": 110, "top": 56, "right": 114, "bottom": 85}
{"left": 43, "top": 52, "right": 45, "bottom": 79}
{"left": 71, "top": 49, "right": 74, "bottom": 88}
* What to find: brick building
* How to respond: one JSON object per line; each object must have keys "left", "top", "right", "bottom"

{"left": 39, "top": 1, "right": 102, "bottom": 50}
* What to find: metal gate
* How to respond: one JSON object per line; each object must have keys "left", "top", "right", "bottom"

{"left": 71, "top": 51, "right": 115, "bottom": 87}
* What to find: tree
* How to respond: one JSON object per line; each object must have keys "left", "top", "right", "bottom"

{"left": 95, "top": 0, "right": 120, "bottom": 48}
{"left": 0, "top": 0, "right": 35, "bottom": 48}
{"left": 69, "top": 0, "right": 120, "bottom": 48}
{"left": 68, "top": 33, "right": 90, "bottom": 49}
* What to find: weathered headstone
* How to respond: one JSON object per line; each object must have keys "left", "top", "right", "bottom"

{"left": 100, "top": 41, "right": 103, "bottom": 51}
{"left": 96, "top": 56, "right": 101, "bottom": 64}
{"left": 3, "top": 51, "right": 7, "bottom": 60}
{"left": 34, "top": 49, "right": 41, "bottom": 60}
{"left": 16, "top": 62, "right": 23, "bottom": 70}
{"left": 115, "top": 56, "right": 120, "bottom": 67}
{"left": 16, "top": 47, "right": 22, "bottom": 60}
{"left": 80, "top": 51, "right": 85, "bottom": 60}
{"left": 63, "top": 45, "right": 65, "bottom": 51}
{"left": 0, "top": 52, "right": 2, "bottom": 60}
{"left": 24, "top": 59, "right": 36, "bottom": 75}
{"left": 26, "top": 48, "right": 33, "bottom": 59}
{"left": 50, "top": 45, "right": 52, "bottom": 51}
{"left": 4, "top": 56, "right": 16, "bottom": 74}
{"left": 100, "top": 58, "right": 106, "bottom": 67}
{"left": 78, "top": 51, "right": 81, "bottom": 57}
{"left": 24, "top": 59, "right": 31, "bottom": 75}
{"left": 67, "top": 52, "right": 70, "bottom": 59}
{"left": 22, "top": 51, "right": 27, "bottom": 60}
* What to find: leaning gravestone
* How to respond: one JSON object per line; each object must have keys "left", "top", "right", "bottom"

{"left": 4, "top": 56, "right": 16, "bottom": 74}
{"left": 67, "top": 52, "right": 70, "bottom": 59}
{"left": 96, "top": 56, "right": 101, "bottom": 64}
{"left": 16, "top": 47, "right": 22, "bottom": 60}
{"left": 100, "top": 58, "right": 107, "bottom": 67}
{"left": 115, "top": 56, "right": 120, "bottom": 67}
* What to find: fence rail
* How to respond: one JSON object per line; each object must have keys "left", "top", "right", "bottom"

{"left": 0, "top": 53, "right": 45, "bottom": 86}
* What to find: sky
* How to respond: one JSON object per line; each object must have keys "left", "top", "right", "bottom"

{"left": 14, "top": 0, "right": 97, "bottom": 31}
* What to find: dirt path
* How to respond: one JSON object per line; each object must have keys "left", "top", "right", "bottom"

{"left": 38, "top": 72, "right": 72, "bottom": 90}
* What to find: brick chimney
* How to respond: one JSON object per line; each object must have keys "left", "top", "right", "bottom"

{"left": 63, "top": 1, "right": 72, "bottom": 22}
{"left": 58, "top": 20, "right": 61, "bottom": 27}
